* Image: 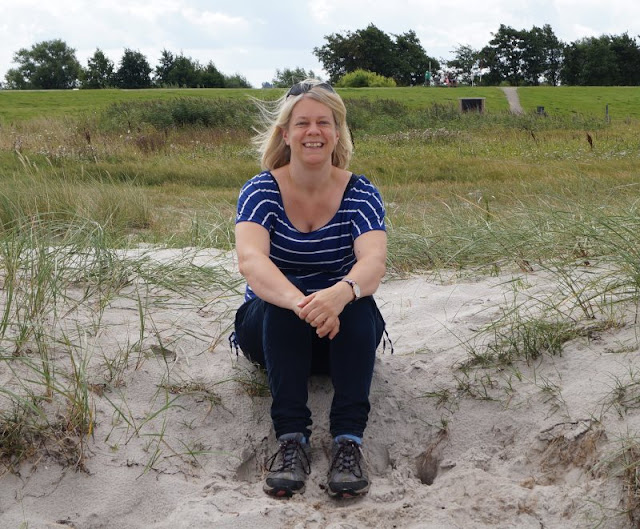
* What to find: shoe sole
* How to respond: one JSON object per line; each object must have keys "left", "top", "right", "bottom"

{"left": 327, "top": 485, "right": 369, "bottom": 499}
{"left": 263, "top": 484, "right": 306, "bottom": 498}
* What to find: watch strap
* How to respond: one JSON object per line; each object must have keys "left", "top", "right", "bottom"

{"left": 341, "top": 278, "right": 360, "bottom": 301}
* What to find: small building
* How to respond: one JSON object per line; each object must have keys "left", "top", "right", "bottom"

{"left": 459, "top": 97, "right": 486, "bottom": 113}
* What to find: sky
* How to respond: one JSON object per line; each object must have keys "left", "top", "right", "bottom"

{"left": 1, "top": 0, "right": 639, "bottom": 88}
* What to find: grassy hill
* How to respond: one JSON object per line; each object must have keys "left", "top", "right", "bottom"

{"left": 3, "top": 85, "right": 639, "bottom": 124}
{"left": 516, "top": 86, "right": 640, "bottom": 118}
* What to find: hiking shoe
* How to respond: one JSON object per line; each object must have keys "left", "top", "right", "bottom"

{"left": 263, "top": 433, "right": 311, "bottom": 497}
{"left": 327, "top": 437, "right": 370, "bottom": 498}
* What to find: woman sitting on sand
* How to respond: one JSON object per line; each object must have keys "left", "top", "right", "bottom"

{"left": 233, "top": 79, "right": 387, "bottom": 498}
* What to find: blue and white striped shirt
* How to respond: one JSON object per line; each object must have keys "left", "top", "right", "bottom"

{"left": 236, "top": 171, "right": 386, "bottom": 301}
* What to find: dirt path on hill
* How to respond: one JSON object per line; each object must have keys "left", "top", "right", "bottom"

{"left": 501, "top": 86, "right": 524, "bottom": 114}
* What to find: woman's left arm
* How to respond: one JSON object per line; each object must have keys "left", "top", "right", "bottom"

{"left": 345, "top": 229, "right": 388, "bottom": 297}
{"left": 297, "top": 230, "right": 387, "bottom": 339}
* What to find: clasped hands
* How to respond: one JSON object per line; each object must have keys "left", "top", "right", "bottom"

{"left": 295, "top": 283, "right": 349, "bottom": 340}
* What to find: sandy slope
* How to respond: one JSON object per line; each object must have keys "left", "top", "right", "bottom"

{"left": 1, "top": 250, "right": 640, "bottom": 529}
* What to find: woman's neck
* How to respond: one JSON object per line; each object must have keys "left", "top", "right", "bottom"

{"left": 287, "top": 160, "right": 333, "bottom": 192}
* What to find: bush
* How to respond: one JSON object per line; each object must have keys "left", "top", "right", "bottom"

{"left": 345, "top": 98, "right": 409, "bottom": 132}
{"left": 100, "top": 98, "right": 257, "bottom": 132}
{"left": 336, "top": 70, "right": 396, "bottom": 88}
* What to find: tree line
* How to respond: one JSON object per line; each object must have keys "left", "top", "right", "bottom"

{"left": 2, "top": 40, "right": 250, "bottom": 90}
{"left": 313, "top": 23, "right": 640, "bottom": 87}
{"left": 4, "top": 23, "right": 640, "bottom": 90}
{"left": 473, "top": 24, "right": 640, "bottom": 86}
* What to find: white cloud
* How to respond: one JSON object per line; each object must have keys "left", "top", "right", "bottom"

{"left": 181, "top": 8, "right": 248, "bottom": 29}
{"left": 92, "top": 0, "right": 181, "bottom": 20}
{"left": 307, "top": 1, "right": 334, "bottom": 24}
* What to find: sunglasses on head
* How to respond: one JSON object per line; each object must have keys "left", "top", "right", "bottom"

{"left": 286, "top": 81, "right": 336, "bottom": 98}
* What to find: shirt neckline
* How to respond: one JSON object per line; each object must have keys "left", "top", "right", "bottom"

{"left": 266, "top": 171, "right": 357, "bottom": 234}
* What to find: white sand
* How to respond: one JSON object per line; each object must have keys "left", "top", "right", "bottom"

{"left": 1, "top": 249, "right": 639, "bottom": 529}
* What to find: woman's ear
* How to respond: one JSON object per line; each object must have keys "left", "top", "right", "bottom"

{"left": 281, "top": 127, "right": 290, "bottom": 145}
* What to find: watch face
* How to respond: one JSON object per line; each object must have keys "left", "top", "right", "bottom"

{"left": 352, "top": 282, "right": 361, "bottom": 299}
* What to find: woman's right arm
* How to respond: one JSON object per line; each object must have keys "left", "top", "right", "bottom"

{"left": 235, "top": 221, "right": 305, "bottom": 314}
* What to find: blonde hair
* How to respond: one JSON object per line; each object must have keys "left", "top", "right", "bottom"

{"left": 252, "top": 79, "right": 353, "bottom": 170}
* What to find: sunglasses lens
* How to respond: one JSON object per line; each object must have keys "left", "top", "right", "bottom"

{"left": 286, "top": 83, "right": 308, "bottom": 97}
{"left": 318, "top": 82, "right": 335, "bottom": 93}
{"left": 286, "top": 82, "right": 335, "bottom": 98}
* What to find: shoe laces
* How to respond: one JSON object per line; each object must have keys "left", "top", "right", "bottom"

{"left": 331, "top": 440, "right": 363, "bottom": 477}
{"left": 266, "top": 439, "right": 311, "bottom": 474}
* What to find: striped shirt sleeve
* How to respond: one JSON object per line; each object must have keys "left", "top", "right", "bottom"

{"left": 235, "top": 173, "right": 280, "bottom": 231}
{"left": 348, "top": 177, "right": 386, "bottom": 239}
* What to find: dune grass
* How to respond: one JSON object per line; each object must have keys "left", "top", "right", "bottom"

{"left": 0, "top": 213, "right": 243, "bottom": 471}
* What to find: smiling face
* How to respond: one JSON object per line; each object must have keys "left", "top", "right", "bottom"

{"left": 282, "top": 96, "right": 339, "bottom": 167}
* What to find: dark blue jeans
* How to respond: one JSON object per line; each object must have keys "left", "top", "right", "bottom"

{"left": 234, "top": 288, "right": 385, "bottom": 440}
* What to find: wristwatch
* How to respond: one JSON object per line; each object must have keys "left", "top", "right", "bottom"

{"left": 341, "top": 278, "right": 361, "bottom": 301}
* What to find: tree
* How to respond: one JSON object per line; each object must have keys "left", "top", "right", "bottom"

{"left": 561, "top": 33, "right": 640, "bottom": 85}
{"left": 478, "top": 24, "right": 564, "bottom": 86}
{"left": 154, "top": 49, "right": 175, "bottom": 86}
{"left": 313, "top": 31, "right": 356, "bottom": 83}
{"left": 116, "top": 49, "right": 152, "bottom": 89}
{"left": 447, "top": 45, "right": 480, "bottom": 85}
{"left": 314, "top": 24, "right": 394, "bottom": 83}
{"left": 580, "top": 37, "right": 618, "bottom": 85}
{"left": 560, "top": 40, "right": 586, "bottom": 85}
{"left": 154, "top": 51, "right": 199, "bottom": 87}
{"left": 540, "top": 25, "right": 564, "bottom": 86}
{"left": 164, "top": 55, "right": 202, "bottom": 87}
{"left": 479, "top": 25, "right": 527, "bottom": 86}
{"left": 609, "top": 33, "right": 640, "bottom": 85}
{"left": 272, "top": 67, "right": 317, "bottom": 88}
{"left": 81, "top": 48, "right": 114, "bottom": 89}
{"left": 4, "top": 39, "right": 81, "bottom": 89}
{"left": 392, "top": 30, "right": 439, "bottom": 86}
{"left": 353, "top": 24, "right": 397, "bottom": 80}
{"left": 520, "top": 25, "right": 564, "bottom": 86}
{"left": 200, "top": 61, "right": 225, "bottom": 88}
{"left": 314, "top": 24, "right": 437, "bottom": 86}
{"left": 223, "top": 73, "right": 251, "bottom": 88}
{"left": 154, "top": 51, "right": 226, "bottom": 88}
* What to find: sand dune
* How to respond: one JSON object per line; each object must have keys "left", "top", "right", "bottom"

{"left": 2, "top": 249, "right": 639, "bottom": 529}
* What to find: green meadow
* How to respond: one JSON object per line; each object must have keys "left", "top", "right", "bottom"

{"left": 517, "top": 86, "right": 640, "bottom": 118}
{"left": 0, "top": 88, "right": 261, "bottom": 122}
{"left": 0, "top": 85, "right": 638, "bottom": 268}
{"left": 2, "top": 85, "right": 638, "bottom": 122}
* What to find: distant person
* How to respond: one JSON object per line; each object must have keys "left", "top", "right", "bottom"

{"left": 232, "top": 79, "right": 388, "bottom": 498}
